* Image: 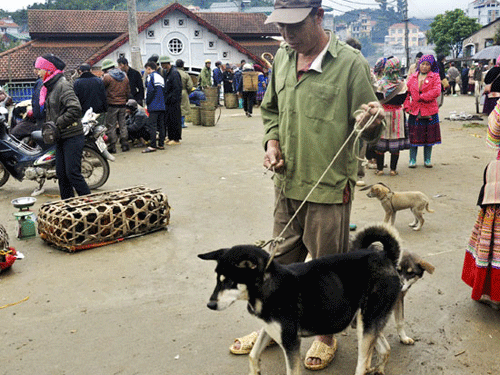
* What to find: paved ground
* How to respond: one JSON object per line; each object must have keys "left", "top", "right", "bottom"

{"left": 1, "top": 94, "right": 499, "bottom": 375}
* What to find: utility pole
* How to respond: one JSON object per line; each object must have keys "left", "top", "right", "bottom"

{"left": 404, "top": 0, "right": 410, "bottom": 72}
{"left": 127, "top": 0, "right": 142, "bottom": 70}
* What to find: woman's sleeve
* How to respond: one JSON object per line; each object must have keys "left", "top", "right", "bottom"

{"left": 487, "top": 100, "right": 500, "bottom": 148}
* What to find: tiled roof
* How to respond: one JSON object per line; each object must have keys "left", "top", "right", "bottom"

{"left": 88, "top": 3, "right": 268, "bottom": 67}
{"left": 1, "top": 5, "right": 272, "bottom": 81}
{"left": 0, "top": 20, "right": 19, "bottom": 28}
{"left": 195, "top": 12, "right": 280, "bottom": 36}
{"left": 27, "top": 8, "right": 278, "bottom": 37}
{"left": 238, "top": 39, "right": 281, "bottom": 63}
{"left": 28, "top": 10, "right": 151, "bottom": 36}
{"left": 0, "top": 40, "right": 109, "bottom": 81}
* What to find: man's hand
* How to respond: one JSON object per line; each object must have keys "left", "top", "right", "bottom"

{"left": 263, "top": 139, "right": 285, "bottom": 173}
{"left": 355, "top": 102, "right": 385, "bottom": 132}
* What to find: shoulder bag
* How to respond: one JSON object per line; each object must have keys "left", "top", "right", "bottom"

{"left": 41, "top": 121, "right": 60, "bottom": 144}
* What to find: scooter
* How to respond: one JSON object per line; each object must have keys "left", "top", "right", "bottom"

{"left": 0, "top": 107, "right": 114, "bottom": 196}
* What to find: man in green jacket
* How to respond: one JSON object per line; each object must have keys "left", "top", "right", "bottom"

{"left": 199, "top": 59, "right": 212, "bottom": 88}
{"left": 230, "top": 0, "right": 385, "bottom": 371}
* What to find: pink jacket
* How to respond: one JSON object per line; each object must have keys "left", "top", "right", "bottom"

{"left": 404, "top": 71, "right": 441, "bottom": 117}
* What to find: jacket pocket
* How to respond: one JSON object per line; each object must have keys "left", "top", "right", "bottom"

{"left": 303, "top": 82, "right": 339, "bottom": 121}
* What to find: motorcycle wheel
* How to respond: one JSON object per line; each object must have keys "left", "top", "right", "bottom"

{"left": 0, "top": 163, "right": 10, "bottom": 187}
{"left": 81, "top": 146, "right": 110, "bottom": 190}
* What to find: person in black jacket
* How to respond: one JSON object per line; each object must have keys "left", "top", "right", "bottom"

{"left": 73, "top": 63, "right": 107, "bottom": 115}
{"left": 159, "top": 56, "right": 183, "bottom": 145}
{"left": 118, "top": 57, "right": 145, "bottom": 106}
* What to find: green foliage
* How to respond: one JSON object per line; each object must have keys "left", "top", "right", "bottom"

{"left": 427, "top": 9, "right": 481, "bottom": 57}
{"left": 494, "top": 25, "right": 500, "bottom": 46}
{"left": 359, "top": 36, "right": 376, "bottom": 56}
{"left": 0, "top": 39, "right": 22, "bottom": 53}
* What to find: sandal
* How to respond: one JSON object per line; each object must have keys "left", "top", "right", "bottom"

{"left": 390, "top": 170, "right": 398, "bottom": 176}
{"left": 157, "top": 146, "right": 165, "bottom": 150}
{"left": 142, "top": 147, "right": 156, "bottom": 153}
{"left": 229, "top": 331, "right": 277, "bottom": 355}
{"left": 304, "top": 339, "right": 338, "bottom": 370}
{"left": 375, "top": 170, "right": 384, "bottom": 176}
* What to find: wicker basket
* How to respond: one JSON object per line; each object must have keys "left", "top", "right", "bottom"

{"left": 0, "top": 224, "right": 8, "bottom": 251}
{"left": 37, "top": 186, "right": 170, "bottom": 252}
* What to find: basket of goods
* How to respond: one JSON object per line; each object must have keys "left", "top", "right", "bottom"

{"left": 0, "top": 224, "right": 17, "bottom": 271}
{"left": 37, "top": 186, "right": 170, "bottom": 252}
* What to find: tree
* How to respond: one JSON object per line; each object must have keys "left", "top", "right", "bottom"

{"left": 494, "top": 25, "right": 500, "bottom": 45}
{"left": 427, "top": 9, "right": 481, "bottom": 58}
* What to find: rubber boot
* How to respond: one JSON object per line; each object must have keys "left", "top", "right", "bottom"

{"left": 409, "top": 147, "right": 417, "bottom": 168}
{"left": 424, "top": 146, "right": 433, "bottom": 168}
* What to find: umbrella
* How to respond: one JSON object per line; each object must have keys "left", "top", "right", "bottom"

{"left": 472, "top": 45, "right": 500, "bottom": 60}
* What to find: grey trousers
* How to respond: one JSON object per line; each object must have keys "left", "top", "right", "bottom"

{"left": 105, "top": 106, "right": 128, "bottom": 148}
{"left": 271, "top": 187, "right": 351, "bottom": 265}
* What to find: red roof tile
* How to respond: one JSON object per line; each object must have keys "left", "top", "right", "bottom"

{"left": 0, "top": 40, "right": 109, "bottom": 81}
{"left": 194, "top": 12, "right": 280, "bottom": 36}
{"left": 28, "top": 9, "right": 151, "bottom": 36}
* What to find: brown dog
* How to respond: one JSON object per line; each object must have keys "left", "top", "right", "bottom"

{"left": 362, "top": 183, "right": 434, "bottom": 230}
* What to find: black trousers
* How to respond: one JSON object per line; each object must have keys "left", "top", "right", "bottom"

{"left": 148, "top": 111, "right": 165, "bottom": 148}
{"left": 165, "top": 103, "right": 182, "bottom": 142}
{"left": 242, "top": 91, "right": 256, "bottom": 114}
{"left": 56, "top": 134, "right": 91, "bottom": 200}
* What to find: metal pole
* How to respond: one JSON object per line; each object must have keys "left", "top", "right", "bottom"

{"left": 127, "top": 0, "right": 142, "bottom": 71}
{"left": 404, "top": 0, "right": 410, "bottom": 72}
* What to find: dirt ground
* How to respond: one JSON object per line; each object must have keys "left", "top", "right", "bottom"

{"left": 1, "top": 94, "right": 499, "bottom": 375}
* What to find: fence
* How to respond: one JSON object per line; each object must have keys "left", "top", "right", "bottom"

{"left": 3, "top": 81, "right": 36, "bottom": 104}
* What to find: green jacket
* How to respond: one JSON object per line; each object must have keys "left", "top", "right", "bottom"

{"left": 199, "top": 66, "right": 212, "bottom": 88}
{"left": 45, "top": 74, "right": 83, "bottom": 139}
{"left": 261, "top": 34, "right": 382, "bottom": 204}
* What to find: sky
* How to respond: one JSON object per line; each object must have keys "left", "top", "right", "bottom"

{"left": 1, "top": 0, "right": 477, "bottom": 19}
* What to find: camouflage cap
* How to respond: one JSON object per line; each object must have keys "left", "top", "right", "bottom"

{"left": 265, "top": 0, "right": 322, "bottom": 25}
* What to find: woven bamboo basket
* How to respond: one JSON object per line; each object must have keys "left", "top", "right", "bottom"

{"left": 37, "top": 186, "right": 170, "bottom": 252}
{"left": 204, "top": 86, "right": 218, "bottom": 107}
{"left": 0, "top": 224, "right": 8, "bottom": 250}
{"left": 201, "top": 108, "right": 215, "bottom": 126}
{"left": 224, "top": 93, "right": 238, "bottom": 109}
{"left": 190, "top": 105, "right": 201, "bottom": 125}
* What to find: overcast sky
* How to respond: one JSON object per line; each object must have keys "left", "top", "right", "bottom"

{"left": 2, "top": 0, "right": 476, "bottom": 19}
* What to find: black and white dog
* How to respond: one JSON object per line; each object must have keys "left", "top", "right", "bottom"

{"left": 199, "top": 224, "right": 403, "bottom": 375}
{"left": 394, "top": 251, "right": 435, "bottom": 345}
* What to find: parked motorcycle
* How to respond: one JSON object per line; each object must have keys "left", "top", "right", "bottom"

{"left": 0, "top": 107, "right": 113, "bottom": 196}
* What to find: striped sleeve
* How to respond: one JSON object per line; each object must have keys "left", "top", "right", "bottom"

{"left": 487, "top": 100, "right": 500, "bottom": 148}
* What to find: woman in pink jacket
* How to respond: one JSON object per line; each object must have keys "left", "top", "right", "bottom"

{"left": 404, "top": 54, "right": 442, "bottom": 168}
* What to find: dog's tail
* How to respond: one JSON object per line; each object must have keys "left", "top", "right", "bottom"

{"left": 351, "top": 223, "right": 401, "bottom": 266}
{"left": 425, "top": 201, "right": 435, "bottom": 213}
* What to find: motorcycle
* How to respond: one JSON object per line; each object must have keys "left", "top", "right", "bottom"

{"left": 0, "top": 107, "right": 114, "bottom": 196}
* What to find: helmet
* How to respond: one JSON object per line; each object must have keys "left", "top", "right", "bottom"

{"left": 205, "top": 59, "right": 211, "bottom": 63}
{"left": 101, "top": 59, "right": 116, "bottom": 71}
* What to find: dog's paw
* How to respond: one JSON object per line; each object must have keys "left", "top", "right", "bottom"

{"left": 399, "top": 336, "right": 415, "bottom": 345}
{"left": 408, "top": 222, "right": 417, "bottom": 227}
{"left": 412, "top": 226, "right": 422, "bottom": 231}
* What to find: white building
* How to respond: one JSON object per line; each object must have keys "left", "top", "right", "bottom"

{"left": 468, "top": 0, "right": 500, "bottom": 26}
{"left": 0, "top": 18, "right": 19, "bottom": 34}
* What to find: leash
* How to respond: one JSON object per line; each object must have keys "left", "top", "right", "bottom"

{"left": 261, "top": 107, "right": 383, "bottom": 270}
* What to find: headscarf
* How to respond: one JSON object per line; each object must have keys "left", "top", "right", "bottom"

{"left": 417, "top": 54, "right": 439, "bottom": 74}
{"left": 378, "top": 57, "right": 402, "bottom": 98}
{"left": 373, "top": 57, "right": 387, "bottom": 77}
{"left": 495, "top": 54, "right": 500, "bottom": 67}
{"left": 34, "top": 54, "right": 65, "bottom": 108}
{"left": 253, "top": 64, "right": 263, "bottom": 73}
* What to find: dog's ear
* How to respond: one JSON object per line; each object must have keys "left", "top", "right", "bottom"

{"left": 198, "top": 249, "right": 226, "bottom": 261}
{"left": 236, "top": 260, "right": 258, "bottom": 269}
{"left": 359, "top": 184, "right": 374, "bottom": 191}
{"left": 418, "top": 259, "right": 435, "bottom": 274}
{"left": 377, "top": 182, "right": 392, "bottom": 191}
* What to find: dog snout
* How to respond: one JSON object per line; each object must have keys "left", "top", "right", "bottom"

{"left": 207, "top": 301, "right": 218, "bottom": 310}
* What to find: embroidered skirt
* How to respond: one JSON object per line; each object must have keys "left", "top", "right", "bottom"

{"left": 374, "top": 105, "right": 410, "bottom": 153}
{"left": 408, "top": 113, "right": 441, "bottom": 146}
{"left": 462, "top": 205, "right": 500, "bottom": 303}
